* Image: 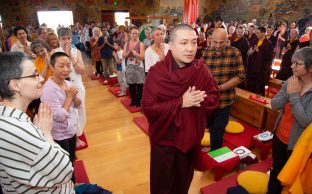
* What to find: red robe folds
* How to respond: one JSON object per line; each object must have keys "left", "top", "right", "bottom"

{"left": 142, "top": 51, "right": 219, "bottom": 153}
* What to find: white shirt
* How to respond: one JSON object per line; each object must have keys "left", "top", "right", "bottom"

{"left": 10, "top": 40, "right": 36, "bottom": 58}
{"left": 144, "top": 43, "right": 169, "bottom": 73}
{"left": 117, "top": 50, "right": 126, "bottom": 71}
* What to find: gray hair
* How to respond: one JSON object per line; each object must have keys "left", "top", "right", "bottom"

{"left": 151, "top": 27, "right": 164, "bottom": 35}
{"left": 30, "top": 39, "right": 51, "bottom": 53}
{"left": 292, "top": 47, "right": 312, "bottom": 71}
{"left": 169, "top": 24, "right": 195, "bottom": 42}
{"left": 0, "top": 52, "right": 29, "bottom": 100}
{"left": 57, "top": 27, "right": 72, "bottom": 37}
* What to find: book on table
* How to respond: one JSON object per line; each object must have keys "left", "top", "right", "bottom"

{"left": 208, "top": 147, "right": 237, "bottom": 163}
{"left": 233, "top": 146, "right": 251, "bottom": 159}
{"left": 255, "top": 131, "right": 273, "bottom": 142}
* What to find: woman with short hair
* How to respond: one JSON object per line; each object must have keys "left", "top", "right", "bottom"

{"left": 0, "top": 52, "right": 74, "bottom": 193}
{"left": 268, "top": 47, "right": 312, "bottom": 194}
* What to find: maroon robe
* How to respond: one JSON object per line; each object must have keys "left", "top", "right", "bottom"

{"left": 141, "top": 51, "right": 219, "bottom": 153}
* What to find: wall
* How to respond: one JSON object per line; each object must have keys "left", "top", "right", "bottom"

{"left": 0, "top": 0, "right": 158, "bottom": 27}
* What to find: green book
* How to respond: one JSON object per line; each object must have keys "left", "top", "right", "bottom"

{"left": 208, "top": 147, "right": 237, "bottom": 163}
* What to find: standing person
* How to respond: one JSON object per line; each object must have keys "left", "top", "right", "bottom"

{"left": 143, "top": 27, "right": 153, "bottom": 49}
{"left": 144, "top": 27, "right": 169, "bottom": 74}
{"left": 41, "top": 52, "right": 82, "bottom": 184}
{"left": 54, "top": 27, "right": 87, "bottom": 150}
{"left": 90, "top": 27, "right": 103, "bottom": 77}
{"left": 267, "top": 47, "right": 312, "bottom": 194}
{"left": 231, "top": 25, "right": 250, "bottom": 70}
{"left": 123, "top": 26, "right": 145, "bottom": 107}
{"left": 246, "top": 26, "right": 274, "bottom": 96}
{"left": 113, "top": 40, "right": 127, "bottom": 96}
{"left": 244, "top": 25, "right": 258, "bottom": 47}
{"left": 202, "top": 28, "right": 245, "bottom": 150}
{"left": 276, "top": 29, "right": 299, "bottom": 81}
{"left": 0, "top": 52, "right": 74, "bottom": 193}
{"left": 99, "top": 27, "right": 114, "bottom": 84}
{"left": 10, "top": 26, "right": 36, "bottom": 58}
{"left": 195, "top": 31, "right": 207, "bottom": 59}
{"left": 46, "top": 32, "right": 60, "bottom": 50}
{"left": 142, "top": 24, "right": 219, "bottom": 194}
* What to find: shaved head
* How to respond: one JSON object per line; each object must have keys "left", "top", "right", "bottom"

{"left": 211, "top": 28, "right": 228, "bottom": 52}
{"left": 212, "top": 28, "right": 228, "bottom": 40}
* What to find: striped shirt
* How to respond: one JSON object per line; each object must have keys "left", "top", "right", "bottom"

{"left": 0, "top": 105, "right": 74, "bottom": 193}
{"left": 202, "top": 46, "right": 245, "bottom": 108}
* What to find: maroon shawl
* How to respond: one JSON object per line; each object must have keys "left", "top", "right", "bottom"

{"left": 142, "top": 51, "right": 219, "bottom": 153}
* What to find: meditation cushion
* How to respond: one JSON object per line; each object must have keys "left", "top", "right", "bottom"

{"left": 225, "top": 121, "right": 244, "bottom": 133}
{"left": 237, "top": 171, "right": 269, "bottom": 194}
{"left": 201, "top": 132, "right": 210, "bottom": 146}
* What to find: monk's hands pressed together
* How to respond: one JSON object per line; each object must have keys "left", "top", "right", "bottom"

{"left": 182, "top": 86, "right": 207, "bottom": 108}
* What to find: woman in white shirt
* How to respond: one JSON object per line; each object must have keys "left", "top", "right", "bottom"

{"left": 144, "top": 27, "right": 169, "bottom": 74}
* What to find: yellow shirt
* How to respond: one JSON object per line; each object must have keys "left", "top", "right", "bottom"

{"left": 256, "top": 38, "right": 265, "bottom": 48}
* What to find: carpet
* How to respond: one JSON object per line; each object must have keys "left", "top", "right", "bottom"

{"left": 76, "top": 132, "right": 88, "bottom": 151}
{"left": 200, "top": 158, "right": 273, "bottom": 194}
{"left": 120, "top": 98, "right": 141, "bottom": 113}
{"left": 133, "top": 116, "right": 149, "bottom": 135}
{"left": 74, "top": 160, "right": 90, "bottom": 184}
{"left": 108, "top": 87, "right": 126, "bottom": 97}
{"left": 223, "top": 120, "right": 261, "bottom": 149}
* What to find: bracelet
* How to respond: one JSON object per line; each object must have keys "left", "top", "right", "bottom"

{"left": 73, "top": 62, "right": 78, "bottom": 67}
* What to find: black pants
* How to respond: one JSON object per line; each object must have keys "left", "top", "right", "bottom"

{"left": 129, "top": 84, "right": 143, "bottom": 107}
{"left": 54, "top": 135, "right": 77, "bottom": 183}
{"left": 267, "top": 134, "right": 292, "bottom": 194}
{"left": 95, "top": 60, "right": 103, "bottom": 75}
{"left": 85, "top": 41, "right": 91, "bottom": 58}
{"left": 150, "top": 145, "right": 194, "bottom": 194}
{"left": 206, "top": 105, "right": 232, "bottom": 151}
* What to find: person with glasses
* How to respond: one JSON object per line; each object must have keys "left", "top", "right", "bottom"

{"left": 0, "top": 52, "right": 74, "bottom": 193}
{"left": 123, "top": 26, "right": 145, "bottom": 107}
{"left": 267, "top": 47, "right": 312, "bottom": 194}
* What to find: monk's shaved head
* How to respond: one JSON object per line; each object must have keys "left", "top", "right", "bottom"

{"left": 211, "top": 28, "right": 228, "bottom": 52}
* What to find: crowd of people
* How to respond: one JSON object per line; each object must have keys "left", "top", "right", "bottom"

{"left": 0, "top": 10, "right": 312, "bottom": 193}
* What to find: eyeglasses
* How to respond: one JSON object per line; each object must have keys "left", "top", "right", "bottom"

{"left": 291, "top": 60, "right": 305, "bottom": 67}
{"left": 8, "top": 73, "right": 40, "bottom": 84}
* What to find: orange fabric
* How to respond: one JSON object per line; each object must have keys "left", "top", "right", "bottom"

{"left": 276, "top": 103, "right": 295, "bottom": 144}
{"left": 299, "top": 35, "right": 310, "bottom": 43}
{"left": 234, "top": 37, "right": 241, "bottom": 42}
{"left": 278, "top": 123, "right": 312, "bottom": 194}
{"left": 34, "top": 56, "right": 53, "bottom": 81}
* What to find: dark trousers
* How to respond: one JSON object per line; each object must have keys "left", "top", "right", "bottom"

{"left": 150, "top": 145, "right": 194, "bottom": 194}
{"left": 206, "top": 105, "right": 232, "bottom": 151}
{"left": 95, "top": 60, "right": 103, "bottom": 75}
{"left": 85, "top": 41, "right": 91, "bottom": 58}
{"left": 246, "top": 72, "right": 266, "bottom": 96}
{"left": 267, "top": 135, "right": 292, "bottom": 194}
{"left": 54, "top": 135, "right": 77, "bottom": 183}
{"left": 129, "top": 84, "right": 143, "bottom": 107}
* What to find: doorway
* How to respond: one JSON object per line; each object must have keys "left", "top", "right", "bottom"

{"left": 101, "top": 10, "right": 130, "bottom": 26}
{"left": 37, "top": 11, "right": 74, "bottom": 33}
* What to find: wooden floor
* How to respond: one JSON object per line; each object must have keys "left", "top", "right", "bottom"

{"left": 77, "top": 58, "right": 216, "bottom": 194}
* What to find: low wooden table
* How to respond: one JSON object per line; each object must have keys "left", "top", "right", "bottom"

{"left": 231, "top": 88, "right": 279, "bottom": 130}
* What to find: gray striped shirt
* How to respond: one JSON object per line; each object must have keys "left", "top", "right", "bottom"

{"left": 0, "top": 105, "right": 75, "bottom": 193}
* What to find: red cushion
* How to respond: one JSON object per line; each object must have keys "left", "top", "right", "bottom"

{"left": 120, "top": 98, "right": 141, "bottom": 113}
{"left": 224, "top": 121, "right": 261, "bottom": 149}
{"left": 200, "top": 158, "right": 272, "bottom": 194}
{"left": 133, "top": 116, "right": 149, "bottom": 135}
{"left": 74, "top": 160, "right": 90, "bottom": 184}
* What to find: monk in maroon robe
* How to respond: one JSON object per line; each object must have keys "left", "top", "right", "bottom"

{"left": 142, "top": 24, "right": 219, "bottom": 194}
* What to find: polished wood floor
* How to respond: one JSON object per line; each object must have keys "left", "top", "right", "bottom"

{"left": 77, "top": 58, "right": 218, "bottom": 194}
